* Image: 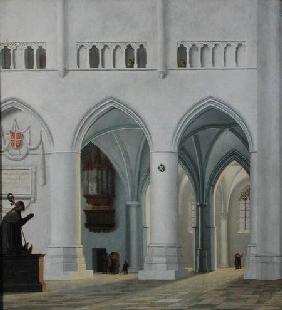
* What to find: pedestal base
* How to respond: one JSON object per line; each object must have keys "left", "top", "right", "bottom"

{"left": 244, "top": 244, "right": 257, "bottom": 279}
{"left": 1, "top": 254, "right": 45, "bottom": 292}
{"left": 138, "top": 243, "right": 188, "bottom": 280}
{"left": 244, "top": 244, "right": 282, "bottom": 280}
{"left": 196, "top": 248, "right": 208, "bottom": 272}
{"left": 45, "top": 245, "right": 93, "bottom": 280}
{"left": 255, "top": 255, "right": 282, "bottom": 280}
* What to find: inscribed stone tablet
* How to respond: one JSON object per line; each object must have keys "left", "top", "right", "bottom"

{"left": 1, "top": 169, "right": 32, "bottom": 196}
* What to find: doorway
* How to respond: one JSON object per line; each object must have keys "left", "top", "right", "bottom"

{"left": 92, "top": 248, "right": 107, "bottom": 272}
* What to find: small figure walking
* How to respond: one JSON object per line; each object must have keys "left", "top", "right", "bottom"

{"left": 234, "top": 252, "right": 242, "bottom": 269}
{"left": 106, "top": 253, "right": 112, "bottom": 274}
{"left": 122, "top": 260, "right": 129, "bottom": 274}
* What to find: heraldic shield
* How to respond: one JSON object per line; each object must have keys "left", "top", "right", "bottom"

{"left": 1, "top": 119, "right": 42, "bottom": 160}
{"left": 9, "top": 130, "right": 24, "bottom": 150}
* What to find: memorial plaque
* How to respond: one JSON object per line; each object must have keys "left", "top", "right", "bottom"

{"left": 1, "top": 168, "right": 32, "bottom": 196}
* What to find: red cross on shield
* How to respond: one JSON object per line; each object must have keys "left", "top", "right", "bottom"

{"left": 9, "top": 130, "right": 24, "bottom": 150}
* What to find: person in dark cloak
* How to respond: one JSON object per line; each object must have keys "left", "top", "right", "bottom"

{"left": 122, "top": 259, "right": 129, "bottom": 274}
{"left": 234, "top": 252, "right": 243, "bottom": 269}
{"left": 106, "top": 253, "right": 112, "bottom": 274}
{"left": 1, "top": 198, "right": 34, "bottom": 255}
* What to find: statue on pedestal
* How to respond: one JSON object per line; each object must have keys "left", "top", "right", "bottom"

{"left": 1, "top": 193, "right": 45, "bottom": 292}
{"left": 1, "top": 193, "right": 34, "bottom": 255}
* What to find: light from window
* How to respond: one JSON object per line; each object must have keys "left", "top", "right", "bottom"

{"left": 239, "top": 187, "right": 250, "bottom": 232}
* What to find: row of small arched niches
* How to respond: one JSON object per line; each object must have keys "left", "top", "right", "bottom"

{"left": 0, "top": 45, "right": 46, "bottom": 69}
{"left": 0, "top": 41, "right": 247, "bottom": 70}
{"left": 177, "top": 42, "right": 247, "bottom": 68}
{"left": 77, "top": 43, "right": 148, "bottom": 69}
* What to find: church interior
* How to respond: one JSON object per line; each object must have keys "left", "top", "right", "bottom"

{"left": 1, "top": 0, "right": 282, "bottom": 309}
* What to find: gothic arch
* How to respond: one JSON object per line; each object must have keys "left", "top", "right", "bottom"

{"left": 72, "top": 97, "right": 153, "bottom": 152}
{"left": 172, "top": 96, "right": 254, "bottom": 152}
{"left": 1, "top": 97, "right": 54, "bottom": 148}
{"left": 206, "top": 150, "right": 250, "bottom": 271}
{"left": 207, "top": 149, "right": 250, "bottom": 197}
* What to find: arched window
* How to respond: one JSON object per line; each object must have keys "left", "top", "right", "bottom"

{"left": 113, "top": 45, "right": 123, "bottom": 68}
{"left": 89, "top": 45, "right": 99, "bottom": 68}
{"left": 212, "top": 43, "right": 221, "bottom": 67}
{"left": 189, "top": 44, "right": 199, "bottom": 68}
{"left": 25, "top": 46, "right": 34, "bottom": 69}
{"left": 200, "top": 44, "right": 210, "bottom": 67}
{"left": 77, "top": 45, "right": 88, "bottom": 69}
{"left": 177, "top": 44, "right": 187, "bottom": 68}
{"left": 224, "top": 44, "right": 234, "bottom": 67}
{"left": 235, "top": 43, "right": 246, "bottom": 67}
{"left": 125, "top": 44, "right": 135, "bottom": 68}
{"left": 101, "top": 45, "right": 111, "bottom": 68}
{"left": 81, "top": 143, "right": 115, "bottom": 232}
{"left": 1, "top": 46, "right": 11, "bottom": 69}
{"left": 36, "top": 46, "right": 46, "bottom": 69}
{"left": 137, "top": 44, "right": 147, "bottom": 68}
{"left": 239, "top": 187, "right": 250, "bottom": 232}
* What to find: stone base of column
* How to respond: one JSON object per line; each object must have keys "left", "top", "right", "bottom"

{"left": 244, "top": 244, "right": 257, "bottom": 279}
{"left": 196, "top": 248, "right": 208, "bottom": 272}
{"left": 138, "top": 244, "right": 188, "bottom": 280}
{"left": 255, "top": 255, "right": 282, "bottom": 280}
{"left": 44, "top": 245, "right": 93, "bottom": 280}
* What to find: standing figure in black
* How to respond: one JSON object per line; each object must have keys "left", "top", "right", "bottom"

{"left": 122, "top": 259, "right": 129, "bottom": 274}
{"left": 1, "top": 194, "right": 34, "bottom": 254}
{"left": 234, "top": 252, "right": 243, "bottom": 269}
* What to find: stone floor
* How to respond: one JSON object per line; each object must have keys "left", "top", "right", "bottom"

{"left": 2, "top": 268, "right": 282, "bottom": 310}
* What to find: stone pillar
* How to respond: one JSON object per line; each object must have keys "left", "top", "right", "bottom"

{"left": 255, "top": 0, "right": 282, "bottom": 280}
{"left": 57, "top": 0, "right": 66, "bottom": 77}
{"left": 244, "top": 151, "right": 258, "bottom": 279}
{"left": 157, "top": 0, "right": 166, "bottom": 78}
{"left": 219, "top": 214, "right": 228, "bottom": 267}
{"left": 126, "top": 201, "right": 140, "bottom": 272}
{"left": 192, "top": 226, "right": 197, "bottom": 271}
{"left": 138, "top": 151, "right": 187, "bottom": 280}
{"left": 196, "top": 203, "right": 208, "bottom": 272}
{"left": 45, "top": 152, "right": 92, "bottom": 280}
{"left": 209, "top": 225, "right": 217, "bottom": 271}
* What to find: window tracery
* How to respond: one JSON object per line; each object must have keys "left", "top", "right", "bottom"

{"left": 239, "top": 187, "right": 250, "bottom": 233}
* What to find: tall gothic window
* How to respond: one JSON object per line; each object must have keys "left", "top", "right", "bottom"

{"left": 189, "top": 198, "right": 196, "bottom": 233}
{"left": 239, "top": 187, "right": 250, "bottom": 232}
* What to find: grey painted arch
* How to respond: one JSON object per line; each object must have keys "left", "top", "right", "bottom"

{"left": 72, "top": 97, "right": 153, "bottom": 152}
{"left": 1, "top": 97, "right": 54, "bottom": 148}
{"left": 172, "top": 96, "right": 254, "bottom": 153}
{"left": 206, "top": 149, "right": 250, "bottom": 201}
